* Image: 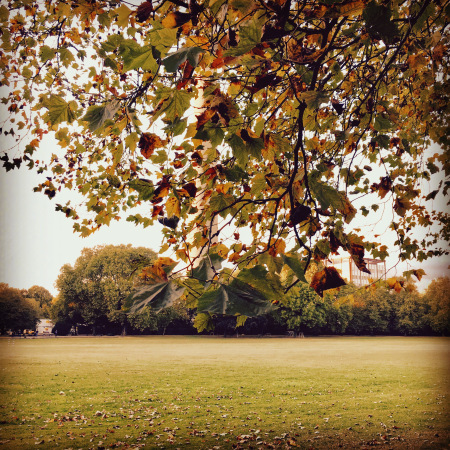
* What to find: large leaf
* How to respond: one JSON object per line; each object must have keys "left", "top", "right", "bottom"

{"left": 197, "top": 280, "right": 275, "bottom": 316}
{"left": 82, "top": 100, "right": 120, "bottom": 132}
{"left": 310, "top": 267, "right": 346, "bottom": 297}
{"left": 236, "top": 265, "right": 284, "bottom": 300}
{"left": 120, "top": 40, "right": 158, "bottom": 73}
{"left": 41, "top": 95, "right": 78, "bottom": 126}
{"left": 162, "top": 47, "right": 206, "bottom": 73}
{"left": 191, "top": 253, "right": 224, "bottom": 283}
{"left": 125, "top": 280, "right": 185, "bottom": 313}
{"left": 193, "top": 312, "right": 214, "bottom": 332}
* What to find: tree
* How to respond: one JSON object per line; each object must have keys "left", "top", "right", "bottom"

{"left": 55, "top": 245, "right": 156, "bottom": 334}
{"left": 23, "top": 286, "right": 53, "bottom": 318}
{"left": 423, "top": 277, "right": 450, "bottom": 336}
{"left": 0, "top": 283, "right": 40, "bottom": 334}
{"left": 281, "top": 282, "right": 327, "bottom": 335}
{"left": 1, "top": 1, "right": 448, "bottom": 324}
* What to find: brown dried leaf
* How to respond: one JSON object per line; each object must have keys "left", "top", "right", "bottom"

{"left": 310, "top": 266, "right": 346, "bottom": 297}
{"left": 139, "top": 133, "right": 165, "bottom": 159}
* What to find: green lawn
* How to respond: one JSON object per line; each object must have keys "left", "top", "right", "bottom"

{"left": 0, "top": 336, "right": 449, "bottom": 449}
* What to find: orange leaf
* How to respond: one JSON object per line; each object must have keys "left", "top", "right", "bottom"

{"left": 161, "top": 11, "right": 190, "bottom": 28}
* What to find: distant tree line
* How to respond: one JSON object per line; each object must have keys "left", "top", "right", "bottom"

{"left": 1, "top": 245, "right": 449, "bottom": 337}
{"left": 0, "top": 283, "right": 53, "bottom": 334}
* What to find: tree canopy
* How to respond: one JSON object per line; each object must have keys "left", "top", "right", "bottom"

{"left": 1, "top": 0, "right": 448, "bottom": 320}
{"left": 0, "top": 283, "right": 40, "bottom": 333}
{"left": 54, "top": 244, "right": 156, "bottom": 333}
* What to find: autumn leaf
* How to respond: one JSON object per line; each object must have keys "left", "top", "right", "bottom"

{"left": 82, "top": 100, "right": 120, "bottom": 132}
{"left": 387, "top": 277, "right": 404, "bottom": 293}
{"left": 290, "top": 204, "right": 311, "bottom": 226}
{"left": 138, "top": 133, "right": 165, "bottom": 158}
{"left": 347, "top": 242, "right": 371, "bottom": 274}
{"left": 135, "top": 1, "right": 153, "bottom": 22}
{"left": 310, "top": 267, "right": 346, "bottom": 297}
{"left": 371, "top": 176, "right": 392, "bottom": 199}
{"left": 40, "top": 95, "right": 78, "bottom": 126}
{"left": 126, "top": 280, "right": 185, "bottom": 312}
{"left": 165, "top": 196, "right": 181, "bottom": 218}
{"left": 394, "top": 196, "right": 411, "bottom": 217}
{"left": 162, "top": 12, "right": 191, "bottom": 29}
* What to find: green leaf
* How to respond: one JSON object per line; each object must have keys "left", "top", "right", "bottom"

{"left": 224, "top": 16, "right": 263, "bottom": 56}
{"left": 309, "top": 177, "right": 341, "bottom": 210}
{"left": 41, "top": 95, "right": 78, "bottom": 126}
{"left": 300, "top": 91, "right": 330, "bottom": 110}
{"left": 82, "top": 100, "right": 120, "bottom": 132}
{"left": 236, "top": 265, "right": 284, "bottom": 300}
{"left": 374, "top": 115, "right": 394, "bottom": 132}
{"left": 282, "top": 254, "right": 307, "bottom": 283}
{"left": 191, "top": 253, "right": 224, "bottom": 283}
{"left": 224, "top": 165, "right": 248, "bottom": 182}
{"left": 59, "top": 47, "right": 75, "bottom": 67}
{"left": 162, "top": 47, "right": 206, "bottom": 73}
{"left": 236, "top": 314, "right": 248, "bottom": 327}
{"left": 197, "top": 280, "right": 275, "bottom": 317}
{"left": 309, "top": 177, "right": 356, "bottom": 223}
{"left": 209, "top": 192, "right": 235, "bottom": 217}
{"left": 147, "top": 26, "right": 178, "bottom": 58}
{"left": 115, "top": 4, "right": 132, "bottom": 28}
{"left": 125, "top": 280, "right": 185, "bottom": 313}
{"left": 193, "top": 312, "right": 214, "bottom": 332}
{"left": 363, "top": 0, "right": 399, "bottom": 44}
{"left": 40, "top": 45, "right": 56, "bottom": 62}
{"left": 250, "top": 173, "right": 267, "bottom": 196}
{"left": 122, "top": 44, "right": 158, "bottom": 73}
{"left": 163, "top": 117, "right": 187, "bottom": 136}
{"left": 128, "top": 178, "right": 155, "bottom": 201}
{"left": 0, "top": 5, "right": 9, "bottom": 23}
{"left": 227, "top": 134, "right": 247, "bottom": 167}
{"left": 246, "top": 136, "right": 264, "bottom": 159}
{"left": 154, "top": 90, "right": 193, "bottom": 120}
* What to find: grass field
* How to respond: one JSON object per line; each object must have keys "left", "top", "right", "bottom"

{"left": 0, "top": 336, "right": 449, "bottom": 449}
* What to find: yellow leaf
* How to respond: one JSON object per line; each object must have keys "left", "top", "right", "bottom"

{"left": 165, "top": 197, "right": 181, "bottom": 218}
{"left": 216, "top": 182, "right": 233, "bottom": 194}
{"left": 215, "top": 243, "right": 229, "bottom": 258}
{"left": 115, "top": 4, "right": 132, "bottom": 28}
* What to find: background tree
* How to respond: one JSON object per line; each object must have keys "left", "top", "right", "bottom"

{"left": 0, "top": 283, "right": 40, "bottom": 334}
{"left": 281, "top": 283, "right": 327, "bottom": 335}
{"left": 423, "top": 277, "right": 450, "bottom": 336}
{"left": 55, "top": 245, "right": 156, "bottom": 334}
{"left": 23, "top": 286, "right": 53, "bottom": 318}
{"left": 0, "top": 1, "right": 448, "bottom": 325}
